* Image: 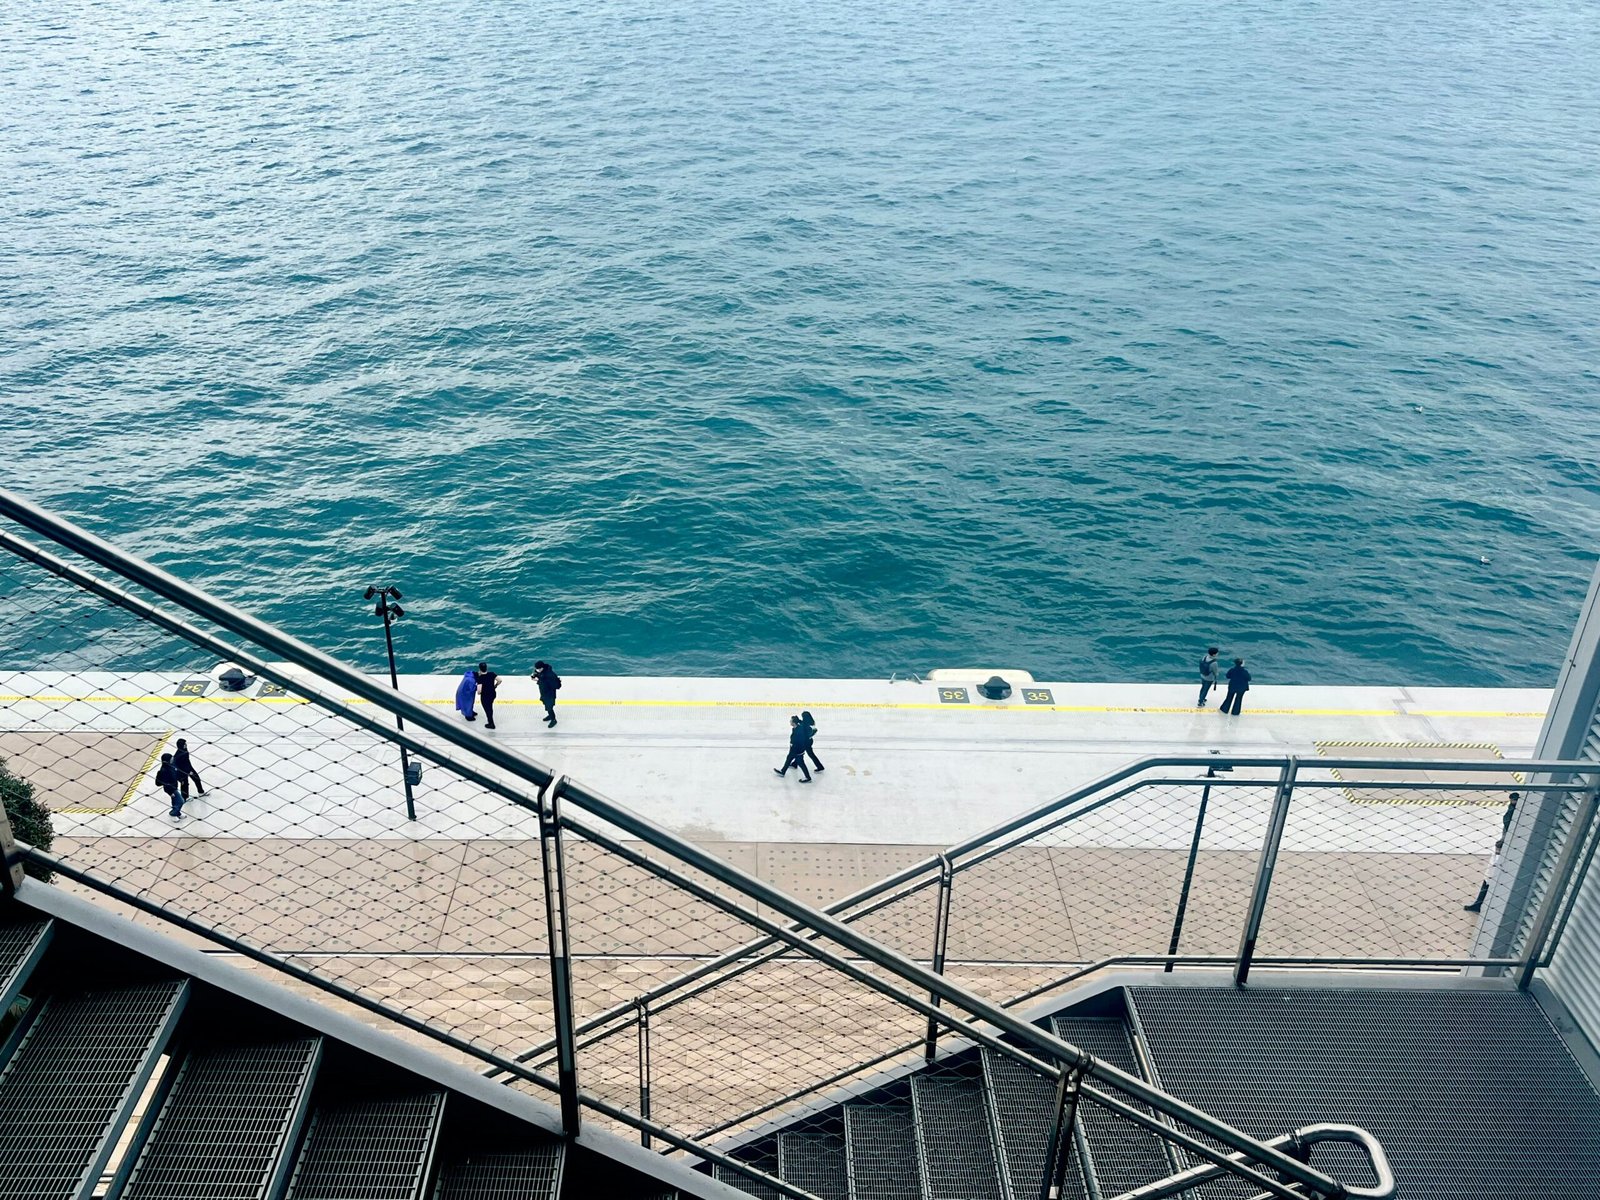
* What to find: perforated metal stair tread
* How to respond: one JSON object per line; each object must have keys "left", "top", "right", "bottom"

{"left": 778, "top": 1131, "right": 849, "bottom": 1200}
{"left": 1051, "top": 1016, "right": 1173, "bottom": 1198}
{"left": 713, "top": 1161, "right": 787, "bottom": 1200}
{"left": 433, "top": 1145, "right": 563, "bottom": 1200}
{"left": 845, "top": 1104, "right": 923, "bottom": 1200}
{"left": 0, "top": 913, "right": 51, "bottom": 1011}
{"left": 1130, "top": 987, "right": 1600, "bottom": 1200}
{"left": 981, "top": 1047, "right": 1086, "bottom": 1200}
{"left": 121, "top": 1035, "right": 322, "bottom": 1200}
{"left": 911, "top": 1075, "right": 1003, "bottom": 1200}
{"left": 286, "top": 1091, "right": 445, "bottom": 1200}
{"left": 0, "top": 979, "right": 186, "bottom": 1200}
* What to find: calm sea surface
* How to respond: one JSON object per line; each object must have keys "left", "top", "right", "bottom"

{"left": 3, "top": 0, "right": 1599, "bottom": 684}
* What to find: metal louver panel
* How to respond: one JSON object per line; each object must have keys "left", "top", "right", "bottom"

{"left": 121, "top": 1036, "right": 321, "bottom": 1200}
{"left": 910, "top": 1075, "right": 1002, "bottom": 1200}
{"left": 844, "top": 1104, "right": 923, "bottom": 1200}
{"left": 286, "top": 1091, "right": 445, "bottom": 1200}
{"left": 0, "top": 980, "right": 187, "bottom": 1200}
{"left": 0, "top": 913, "right": 50, "bottom": 1012}
{"left": 432, "top": 1146, "right": 563, "bottom": 1200}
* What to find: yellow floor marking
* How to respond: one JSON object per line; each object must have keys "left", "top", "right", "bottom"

{"left": 0, "top": 693, "right": 1548, "bottom": 719}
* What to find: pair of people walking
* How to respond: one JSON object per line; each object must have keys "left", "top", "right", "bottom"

{"left": 774, "top": 712, "right": 823, "bottom": 782}
{"left": 454, "top": 661, "right": 560, "bottom": 728}
{"left": 1197, "top": 647, "right": 1250, "bottom": 715}
{"left": 157, "top": 737, "right": 205, "bottom": 818}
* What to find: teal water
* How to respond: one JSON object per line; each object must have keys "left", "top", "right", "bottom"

{"left": 3, "top": 0, "right": 1599, "bottom": 684}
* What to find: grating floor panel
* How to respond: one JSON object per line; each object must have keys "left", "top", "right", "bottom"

{"left": 778, "top": 1130, "right": 849, "bottom": 1200}
{"left": 713, "top": 1159, "right": 787, "bottom": 1200}
{"left": 287, "top": 1091, "right": 445, "bottom": 1200}
{"left": 123, "top": 1036, "right": 321, "bottom": 1200}
{"left": 0, "top": 914, "right": 50, "bottom": 1010}
{"left": 0, "top": 980, "right": 186, "bottom": 1198}
{"left": 433, "top": 1146, "right": 562, "bottom": 1200}
{"left": 981, "top": 1047, "right": 1087, "bottom": 1200}
{"left": 844, "top": 1104, "right": 923, "bottom": 1200}
{"left": 1130, "top": 987, "right": 1600, "bottom": 1200}
{"left": 1052, "top": 1017, "right": 1174, "bottom": 1198}
{"left": 911, "top": 1075, "right": 1003, "bottom": 1200}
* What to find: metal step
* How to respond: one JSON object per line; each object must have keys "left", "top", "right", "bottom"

{"left": 844, "top": 1104, "right": 923, "bottom": 1200}
{"left": 1051, "top": 1017, "right": 1174, "bottom": 1198}
{"left": 0, "top": 913, "right": 51, "bottom": 1014}
{"left": 910, "top": 1075, "right": 1003, "bottom": 1200}
{"left": 713, "top": 1160, "right": 787, "bottom": 1200}
{"left": 433, "top": 1145, "right": 564, "bottom": 1200}
{"left": 286, "top": 1091, "right": 445, "bottom": 1200}
{"left": 0, "top": 980, "right": 187, "bottom": 1200}
{"left": 980, "top": 1048, "right": 1086, "bottom": 1200}
{"left": 778, "top": 1131, "right": 849, "bottom": 1200}
{"left": 117, "top": 1034, "right": 322, "bottom": 1200}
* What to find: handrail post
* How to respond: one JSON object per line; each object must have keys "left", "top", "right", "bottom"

{"left": 1038, "top": 1061, "right": 1089, "bottom": 1200}
{"left": 923, "top": 855, "right": 955, "bottom": 1063}
{"left": 1166, "top": 757, "right": 1225, "bottom": 971}
{"left": 1517, "top": 785, "right": 1600, "bottom": 990}
{"left": 1236, "top": 757, "right": 1298, "bottom": 987}
{"left": 636, "top": 1000, "right": 652, "bottom": 1148}
{"left": 537, "top": 775, "right": 581, "bottom": 1134}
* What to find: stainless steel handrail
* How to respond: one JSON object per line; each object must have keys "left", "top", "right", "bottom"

{"left": 1108, "top": 1122, "right": 1397, "bottom": 1200}
{"left": 0, "top": 490, "right": 1366, "bottom": 1198}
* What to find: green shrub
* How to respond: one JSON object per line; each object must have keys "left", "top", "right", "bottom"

{"left": 0, "top": 755, "right": 54, "bottom": 883}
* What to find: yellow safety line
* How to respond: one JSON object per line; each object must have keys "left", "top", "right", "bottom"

{"left": 1317, "top": 740, "right": 1525, "bottom": 805}
{"left": 0, "top": 693, "right": 1548, "bottom": 719}
{"left": 53, "top": 729, "right": 172, "bottom": 815}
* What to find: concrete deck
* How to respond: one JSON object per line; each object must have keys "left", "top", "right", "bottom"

{"left": 0, "top": 670, "right": 1541, "bottom": 1128}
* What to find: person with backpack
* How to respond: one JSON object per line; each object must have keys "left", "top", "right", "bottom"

{"left": 800, "top": 710, "right": 824, "bottom": 772}
{"left": 1197, "top": 646, "right": 1221, "bottom": 708}
{"left": 155, "top": 751, "right": 183, "bottom": 818}
{"left": 533, "top": 661, "right": 561, "bottom": 727}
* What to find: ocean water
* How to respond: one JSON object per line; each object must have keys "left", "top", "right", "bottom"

{"left": 2, "top": 0, "right": 1599, "bottom": 685}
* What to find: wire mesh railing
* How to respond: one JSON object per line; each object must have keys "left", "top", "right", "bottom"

{"left": 0, "top": 489, "right": 1416, "bottom": 1200}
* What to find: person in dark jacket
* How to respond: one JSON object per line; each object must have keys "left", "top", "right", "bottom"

{"left": 173, "top": 737, "right": 205, "bottom": 801}
{"left": 155, "top": 752, "right": 183, "bottom": 817}
{"left": 773, "top": 715, "right": 813, "bottom": 782}
{"left": 476, "top": 662, "right": 500, "bottom": 730}
{"left": 1220, "top": 658, "right": 1250, "bottom": 716}
{"left": 533, "top": 661, "right": 560, "bottom": 727}
{"left": 800, "top": 710, "right": 824, "bottom": 772}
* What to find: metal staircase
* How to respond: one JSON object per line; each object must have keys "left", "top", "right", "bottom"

{"left": 0, "top": 899, "right": 724, "bottom": 1200}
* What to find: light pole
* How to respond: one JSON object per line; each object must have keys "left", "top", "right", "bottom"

{"left": 365, "top": 585, "right": 417, "bottom": 822}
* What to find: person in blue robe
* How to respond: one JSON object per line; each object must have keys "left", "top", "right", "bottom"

{"left": 455, "top": 667, "right": 478, "bottom": 722}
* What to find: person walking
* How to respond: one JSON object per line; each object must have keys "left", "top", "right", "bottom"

{"left": 773, "top": 715, "right": 813, "bottom": 782}
{"left": 1220, "top": 657, "right": 1250, "bottom": 716}
{"left": 1197, "top": 646, "right": 1221, "bottom": 708}
{"left": 156, "top": 751, "right": 183, "bottom": 818}
{"left": 1465, "top": 838, "right": 1504, "bottom": 913}
{"left": 1502, "top": 791, "right": 1520, "bottom": 835}
{"left": 476, "top": 662, "right": 500, "bottom": 730}
{"left": 455, "top": 666, "right": 479, "bottom": 722}
{"left": 800, "top": 710, "right": 824, "bottom": 772}
{"left": 533, "top": 661, "right": 561, "bottom": 727}
{"left": 172, "top": 737, "right": 206, "bottom": 802}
